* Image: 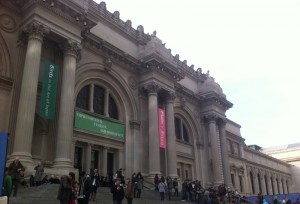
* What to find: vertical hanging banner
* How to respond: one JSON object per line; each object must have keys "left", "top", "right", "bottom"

{"left": 158, "top": 108, "right": 166, "bottom": 149}
{"left": 39, "top": 61, "right": 59, "bottom": 119}
{"left": 0, "top": 132, "right": 9, "bottom": 196}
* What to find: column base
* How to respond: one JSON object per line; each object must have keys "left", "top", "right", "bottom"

{"left": 168, "top": 173, "right": 178, "bottom": 179}
{"left": 53, "top": 158, "right": 73, "bottom": 169}
{"left": 148, "top": 171, "right": 162, "bottom": 179}
{"left": 9, "top": 152, "right": 33, "bottom": 166}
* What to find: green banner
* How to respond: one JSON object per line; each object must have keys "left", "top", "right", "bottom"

{"left": 39, "top": 61, "right": 59, "bottom": 119}
{"left": 74, "top": 111, "right": 125, "bottom": 140}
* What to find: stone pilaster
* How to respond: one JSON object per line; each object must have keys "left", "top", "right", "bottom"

{"left": 130, "top": 120, "right": 141, "bottom": 173}
{"left": 278, "top": 176, "right": 283, "bottom": 194}
{"left": 54, "top": 39, "right": 81, "bottom": 168}
{"left": 205, "top": 114, "right": 223, "bottom": 185}
{"left": 282, "top": 177, "right": 287, "bottom": 194}
{"left": 144, "top": 82, "right": 161, "bottom": 176}
{"left": 218, "top": 118, "right": 231, "bottom": 187}
{"left": 102, "top": 147, "right": 108, "bottom": 177}
{"left": 272, "top": 175, "right": 278, "bottom": 195}
{"left": 166, "top": 91, "right": 177, "bottom": 178}
{"left": 11, "top": 21, "right": 49, "bottom": 165}
{"left": 261, "top": 171, "right": 267, "bottom": 195}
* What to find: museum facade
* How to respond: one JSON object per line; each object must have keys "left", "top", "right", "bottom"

{"left": 0, "top": 0, "right": 298, "bottom": 195}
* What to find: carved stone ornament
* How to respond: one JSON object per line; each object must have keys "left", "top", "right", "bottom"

{"left": 64, "top": 39, "right": 82, "bottom": 60}
{"left": 103, "top": 58, "right": 113, "bottom": 72}
{"left": 180, "top": 97, "right": 186, "bottom": 107}
{"left": 204, "top": 114, "right": 217, "bottom": 123}
{"left": 24, "top": 21, "right": 50, "bottom": 42}
{"left": 144, "top": 82, "right": 160, "bottom": 93}
{"left": 128, "top": 76, "right": 137, "bottom": 89}
{"left": 0, "top": 14, "right": 17, "bottom": 33}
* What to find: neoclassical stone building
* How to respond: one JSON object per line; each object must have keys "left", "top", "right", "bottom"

{"left": 0, "top": 0, "right": 298, "bottom": 195}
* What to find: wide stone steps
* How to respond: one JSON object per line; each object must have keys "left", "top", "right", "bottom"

{"left": 9, "top": 184, "right": 182, "bottom": 204}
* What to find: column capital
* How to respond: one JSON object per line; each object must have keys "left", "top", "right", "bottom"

{"left": 63, "top": 39, "right": 82, "bottom": 60}
{"left": 23, "top": 21, "right": 50, "bottom": 42}
{"left": 217, "top": 117, "right": 227, "bottom": 127}
{"left": 166, "top": 91, "right": 176, "bottom": 102}
{"left": 203, "top": 113, "right": 217, "bottom": 123}
{"left": 143, "top": 81, "right": 161, "bottom": 94}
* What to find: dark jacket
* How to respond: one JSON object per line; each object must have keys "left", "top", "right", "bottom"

{"left": 111, "top": 184, "right": 124, "bottom": 202}
{"left": 8, "top": 161, "right": 25, "bottom": 179}
{"left": 57, "top": 175, "right": 72, "bottom": 202}
{"left": 78, "top": 176, "right": 93, "bottom": 199}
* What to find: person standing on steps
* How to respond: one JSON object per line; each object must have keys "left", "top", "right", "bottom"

{"left": 8, "top": 157, "right": 24, "bottom": 197}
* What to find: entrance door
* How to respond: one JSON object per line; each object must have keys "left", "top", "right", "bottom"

{"left": 107, "top": 153, "right": 114, "bottom": 177}
{"left": 74, "top": 147, "right": 83, "bottom": 172}
{"left": 91, "top": 150, "right": 99, "bottom": 171}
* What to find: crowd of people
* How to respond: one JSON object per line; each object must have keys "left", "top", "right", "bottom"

{"left": 2, "top": 158, "right": 300, "bottom": 204}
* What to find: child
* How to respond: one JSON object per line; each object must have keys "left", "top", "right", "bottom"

{"left": 3, "top": 167, "right": 13, "bottom": 203}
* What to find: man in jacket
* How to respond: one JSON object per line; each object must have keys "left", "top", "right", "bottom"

{"left": 57, "top": 173, "right": 72, "bottom": 204}
{"left": 8, "top": 157, "right": 24, "bottom": 197}
{"left": 77, "top": 171, "right": 92, "bottom": 204}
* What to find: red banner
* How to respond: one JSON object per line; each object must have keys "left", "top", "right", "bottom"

{"left": 158, "top": 108, "right": 166, "bottom": 149}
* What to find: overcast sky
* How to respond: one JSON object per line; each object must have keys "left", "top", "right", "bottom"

{"left": 94, "top": 0, "right": 300, "bottom": 148}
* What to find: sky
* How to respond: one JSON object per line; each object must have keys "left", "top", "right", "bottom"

{"left": 94, "top": 0, "right": 300, "bottom": 148}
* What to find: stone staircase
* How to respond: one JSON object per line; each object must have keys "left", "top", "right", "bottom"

{"left": 9, "top": 184, "right": 183, "bottom": 204}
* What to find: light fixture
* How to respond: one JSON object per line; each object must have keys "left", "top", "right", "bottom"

{"left": 76, "top": 16, "right": 79, "bottom": 21}
{"left": 42, "top": 0, "right": 46, "bottom": 2}
{"left": 50, "top": 1, "right": 54, "bottom": 7}
{"left": 83, "top": 21, "right": 87, "bottom": 26}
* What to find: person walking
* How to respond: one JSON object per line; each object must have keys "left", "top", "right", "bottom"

{"left": 136, "top": 175, "right": 143, "bottom": 198}
{"left": 8, "top": 157, "right": 24, "bottom": 197}
{"left": 158, "top": 179, "right": 166, "bottom": 202}
{"left": 90, "top": 168, "right": 100, "bottom": 201}
{"left": 111, "top": 178, "right": 125, "bottom": 204}
{"left": 69, "top": 172, "right": 78, "bottom": 204}
{"left": 34, "top": 161, "right": 44, "bottom": 186}
{"left": 124, "top": 178, "right": 134, "bottom": 204}
{"left": 173, "top": 178, "right": 179, "bottom": 197}
{"left": 77, "top": 171, "right": 93, "bottom": 204}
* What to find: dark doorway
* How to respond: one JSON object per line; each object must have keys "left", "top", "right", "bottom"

{"left": 91, "top": 150, "right": 99, "bottom": 172}
{"left": 107, "top": 153, "right": 114, "bottom": 177}
{"left": 74, "top": 147, "right": 83, "bottom": 172}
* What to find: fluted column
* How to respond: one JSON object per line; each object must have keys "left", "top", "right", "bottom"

{"left": 102, "top": 147, "right": 108, "bottom": 177}
{"left": 278, "top": 176, "right": 283, "bottom": 194}
{"left": 218, "top": 118, "right": 231, "bottom": 187}
{"left": 85, "top": 144, "right": 92, "bottom": 173}
{"left": 118, "top": 149, "right": 125, "bottom": 171}
{"left": 282, "top": 177, "right": 287, "bottom": 194}
{"left": 261, "top": 173, "right": 267, "bottom": 195}
{"left": 206, "top": 114, "right": 223, "bottom": 185}
{"left": 145, "top": 82, "right": 161, "bottom": 176}
{"left": 11, "top": 21, "right": 49, "bottom": 165}
{"left": 272, "top": 175, "right": 278, "bottom": 194}
{"left": 267, "top": 173, "right": 273, "bottom": 195}
{"left": 54, "top": 40, "right": 81, "bottom": 168}
{"left": 166, "top": 92, "right": 177, "bottom": 178}
{"left": 130, "top": 120, "right": 141, "bottom": 173}
{"left": 253, "top": 170, "right": 259, "bottom": 194}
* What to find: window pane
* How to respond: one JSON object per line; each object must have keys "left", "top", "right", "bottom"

{"left": 109, "top": 94, "right": 119, "bottom": 120}
{"left": 183, "top": 124, "right": 189, "bottom": 142}
{"left": 93, "top": 85, "right": 105, "bottom": 115}
{"left": 76, "top": 85, "right": 89, "bottom": 110}
{"left": 175, "top": 117, "right": 181, "bottom": 139}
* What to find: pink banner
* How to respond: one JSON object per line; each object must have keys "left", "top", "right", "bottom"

{"left": 158, "top": 108, "right": 166, "bottom": 149}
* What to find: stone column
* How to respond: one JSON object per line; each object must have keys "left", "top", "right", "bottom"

{"left": 253, "top": 170, "right": 259, "bottom": 194}
{"left": 180, "top": 162, "right": 185, "bottom": 180}
{"left": 11, "top": 21, "right": 49, "bottom": 165}
{"left": 40, "top": 131, "right": 48, "bottom": 161}
{"left": 206, "top": 114, "right": 223, "bottom": 185}
{"left": 70, "top": 140, "right": 76, "bottom": 166}
{"left": 282, "top": 177, "right": 287, "bottom": 194}
{"left": 102, "top": 147, "right": 108, "bottom": 177}
{"left": 118, "top": 149, "right": 125, "bottom": 172}
{"left": 54, "top": 40, "right": 81, "bottom": 168}
{"left": 278, "top": 176, "right": 283, "bottom": 194}
{"left": 272, "top": 175, "right": 278, "bottom": 195}
{"left": 166, "top": 92, "right": 177, "bottom": 178}
{"left": 145, "top": 82, "right": 161, "bottom": 176}
{"left": 89, "top": 84, "right": 94, "bottom": 112}
{"left": 218, "top": 118, "right": 231, "bottom": 187}
{"left": 85, "top": 144, "right": 92, "bottom": 173}
{"left": 130, "top": 120, "right": 141, "bottom": 173}
{"left": 266, "top": 173, "right": 273, "bottom": 195}
{"left": 261, "top": 172, "right": 267, "bottom": 195}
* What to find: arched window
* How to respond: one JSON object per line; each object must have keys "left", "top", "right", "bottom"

{"left": 76, "top": 84, "right": 119, "bottom": 120}
{"left": 76, "top": 85, "right": 89, "bottom": 110}
{"left": 174, "top": 116, "right": 189, "bottom": 142}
